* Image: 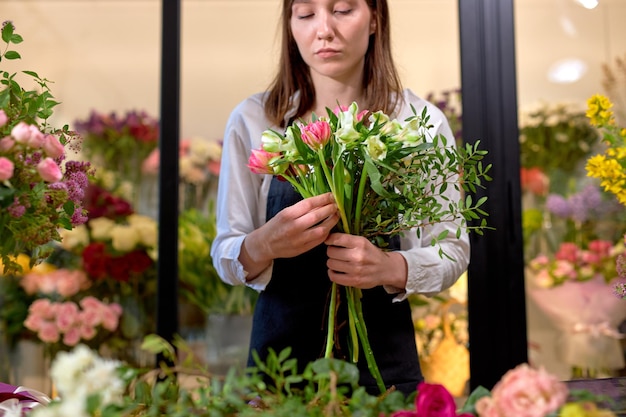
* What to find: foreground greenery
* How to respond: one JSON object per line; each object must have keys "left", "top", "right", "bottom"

{"left": 74, "top": 335, "right": 413, "bottom": 417}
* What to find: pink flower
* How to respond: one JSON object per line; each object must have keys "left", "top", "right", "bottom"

{"left": 10, "top": 121, "right": 32, "bottom": 142}
{"left": 0, "top": 157, "right": 14, "bottom": 181}
{"left": 520, "top": 167, "right": 549, "bottom": 196}
{"left": 587, "top": 239, "right": 612, "bottom": 258}
{"left": 301, "top": 120, "right": 332, "bottom": 150}
{"left": 37, "top": 157, "right": 63, "bottom": 182}
{"left": 79, "top": 323, "right": 97, "bottom": 340}
{"left": 100, "top": 303, "right": 122, "bottom": 331}
{"left": 391, "top": 382, "right": 474, "bottom": 417}
{"left": 0, "top": 136, "right": 15, "bottom": 151}
{"left": 27, "top": 126, "right": 45, "bottom": 148}
{"left": 37, "top": 321, "right": 60, "bottom": 344}
{"left": 247, "top": 149, "right": 281, "bottom": 175}
{"left": 0, "top": 109, "right": 7, "bottom": 127}
{"left": 42, "top": 134, "right": 65, "bottom": 159}
{"left": 555, "top": 242, "right": 579, "bottom": 263}
{"left": 62, "top": 327, "right": 82, "bottom": 346}
{"left": 474, "top": 364, "right": 568, "bottom": 417}
{"left": 142, "top": 148, "right": 160, "bottom": 174}
{"left": 55, "top": 302, "right": 79, "bottom": 332}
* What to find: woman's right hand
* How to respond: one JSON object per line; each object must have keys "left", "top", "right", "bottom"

{"left": 240, "top": 192, "right": 339, "bottom": 280}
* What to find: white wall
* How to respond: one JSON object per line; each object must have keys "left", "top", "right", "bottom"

{"left": 0, "top": 0, "right": 460, "bottom": 140}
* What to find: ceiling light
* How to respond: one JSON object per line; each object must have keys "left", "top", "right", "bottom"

{"left": 547, "top": 59, "right": 588, "bottom": 83}
{"left": 575, "top": 0, "right": 599, "bottom": 9}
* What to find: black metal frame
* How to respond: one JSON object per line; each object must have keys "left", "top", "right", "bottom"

{"left": 156, "top": 0, "right": 528, "bottom": 389}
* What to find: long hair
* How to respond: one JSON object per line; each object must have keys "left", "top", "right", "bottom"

{"left": 264, "top": 0, "right": 403, "bottom": 127}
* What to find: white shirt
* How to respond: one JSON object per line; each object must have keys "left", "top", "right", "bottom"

{"left": 211, "top": 89, "right": 470, "bottom": 300}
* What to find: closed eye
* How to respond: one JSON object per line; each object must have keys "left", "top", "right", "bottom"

{"left": 334, "top": 9, "right": 352, "bottom": 15}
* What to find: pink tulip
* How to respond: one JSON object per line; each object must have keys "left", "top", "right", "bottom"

{"left": 37, "top": 157, "right": 63, "bottom": 182}
{"left": 42, "top": 134, "right": 65, "bottom": 159}
{"left": 0, "top": 157, "right": 14, "bottom": 181}
{"left": 301, "top": 120, "right": 332, "bottom": 150}
{"left": 247, "top": 149, "right": 280, "bottom": 175}
{"left": 0, "top": 109, "right": 7, "bottom": 127}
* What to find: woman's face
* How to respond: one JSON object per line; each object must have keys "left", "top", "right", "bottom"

{"left": 290, "top": 0, "right": 375, "bottom": 84}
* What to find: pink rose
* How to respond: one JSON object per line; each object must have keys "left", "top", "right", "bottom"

{"left": 63, "top": 327, "right": 82, "bottom": 346}
{"left": 0, "top": 110, "right": 7, "bottom": 127}
{"left": 37, "top": 157, "right": 63, "bottom": 182}
{"left": 11, "top": 122, "right": 32, "bottom": 142}
{"left": 37, "top": 321, "right": 60, "bottom": 343}
{"left": 27, "top": 126, "right": 45, "bottom": 148}
{"left": 475, "top": 364, "right": 568, "bottom": 417}
{"left": 55, "top": 302, "right": 79, "bottom": 332}
{"left": 42, "top": 134, "right": 65, "bottom": 159}
{"left": 79, "top": 323, "right": 97, "bottom": 341}
{"left": 0, "top": 157, "right": 14, "bottom": 181}
{"left": 0, "top": 136, "right": 15, "bottom": 151}
{"left": 390, "top": 382, "right": 474, "bottom": 417}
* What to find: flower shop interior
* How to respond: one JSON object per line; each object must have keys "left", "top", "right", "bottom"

{"left": 1, "top": 0, "right": 626, "bottom": 415}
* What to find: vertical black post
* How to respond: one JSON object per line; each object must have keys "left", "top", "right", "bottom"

{"left": 458, "top": 0, "right": 528, "bottom": 390}
{"left": 157, "top": 0, "right": 180, "bottom": 352}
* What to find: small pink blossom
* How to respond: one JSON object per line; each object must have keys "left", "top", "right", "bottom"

{"left": 142, "top": 148, "right": 160, "bottom": 174}
{"left": 55, "top": 302, "right": 79, "bottom": 332}
{"left": 42, "top": 134, "right": 65, "bottom": 159}
{"left": 37, "top": 322, "right": 60, "bottom": 344}
{"left": 0, "top": 109, "right": 8, "bottom": 127}
{"left": 27, "top": 126, "right": 45, "bottom": 148}
{"left": 37, "top": 157, "right": 63, "bottom": 182}
{"left": 391, "top": 382, "right": 473, "bottom": 417}
{"left": 0, "top": 157, "right": 14, "bottom": 181}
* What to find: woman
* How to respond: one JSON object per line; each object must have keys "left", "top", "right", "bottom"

{"left": 211, "top": 0, "right": 470, "bottom": 395}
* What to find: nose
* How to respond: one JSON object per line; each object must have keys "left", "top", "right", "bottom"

{"left": 316, "top": 12, "right": 335, "bottom": 40}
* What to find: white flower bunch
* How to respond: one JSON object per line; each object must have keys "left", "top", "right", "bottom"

{"left": 30, "top": 345, "right": 124, "bottom": 417}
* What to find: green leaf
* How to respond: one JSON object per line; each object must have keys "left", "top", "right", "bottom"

{"left": 1, "top": 21, "right": 14, "bottom": 43}
{"left": 3, "top": 50, "right": 20, "bottom": 60}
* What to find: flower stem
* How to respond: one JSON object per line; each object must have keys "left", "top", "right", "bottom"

{"left": 324, "top": 281, "right": 338, "bottom": 358}
{"left": 353, "top": 163, "right": 369, "bottom": 233}
{"left": 317, "top": 149, "right": 350, "bottom": 232}
{"left": 348, "top": 287, "right": 386, "bottom": 394}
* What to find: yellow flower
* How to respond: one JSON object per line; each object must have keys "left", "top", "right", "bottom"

{"left": 586, "top": 94, "right": 614, "bottom": 127}
{"left": 0, "top": 253, "right": 32, "bottom": 275}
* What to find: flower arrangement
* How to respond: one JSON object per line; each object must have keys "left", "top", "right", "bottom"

{"left": 73, "top": 108, "right": 159, "bottom": 203}
{"left": 6, "top": 340, "right": 618, "bottom": 417}
{"left": 249, "top": 102, "right": 491, "bottom": 393}
{"left": 519, "top": 101, "right": 599, "bottom": 181}
{"left": 142, "top": 136, "right": 222, "bottom": 211}
{"left": 0, "top": 21, "right": 92, "bottom": 274}
{"left": 584, "top": 94, "right": 626, "bottom": 301}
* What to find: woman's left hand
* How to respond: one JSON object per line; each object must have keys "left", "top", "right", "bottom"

{"left": 324, "top": 233, "right": 407, "bottom": 289}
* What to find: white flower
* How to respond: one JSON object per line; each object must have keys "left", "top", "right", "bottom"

{"left": 50, "top": 345, "right": 98, "bottom": 397}
{"left": 110, "top": 224, "right": 139, "bottom": 252}
{"left": 89, "top": 217, "right": 116, "bottom": 241}
{"left": 365, "top": 135, "right": 387, "bottom": 161}
{"left": 128, "top": 214, "right": 158, "bottom": 248}
{"left": 335, "top": 103, "right": 361, "bottom": 144}
{"left": 59, "top": 224, "right": 89, "bottom": 250}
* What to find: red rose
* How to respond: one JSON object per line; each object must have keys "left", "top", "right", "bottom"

{"left": 82, "top": 242, "right": 109, "bottom": 279}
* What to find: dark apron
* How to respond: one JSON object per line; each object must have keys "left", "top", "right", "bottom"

{"left": 247, "top": 176, "right": 423, "bottom": 396}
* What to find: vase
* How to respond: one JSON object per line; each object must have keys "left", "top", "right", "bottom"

{"left": 204, "top": 314, "right": 253, "bottom": 375}
{"left": 3, "top": 340, "right": 52, "bottom": 396}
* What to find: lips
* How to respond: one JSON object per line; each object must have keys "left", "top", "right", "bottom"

{"left": 315, "top": 48, "right": 340, "bottom": 58}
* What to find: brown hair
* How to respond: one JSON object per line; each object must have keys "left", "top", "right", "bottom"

{"left": 264, "top": 0, "right": 403, "bottom": 127}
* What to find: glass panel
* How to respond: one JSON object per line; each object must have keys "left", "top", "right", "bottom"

{"left": 515, "top": 0, "right": 626, "bottom": 380}
{"left": 1, "top": 0, "right": 161, "bottom": 393}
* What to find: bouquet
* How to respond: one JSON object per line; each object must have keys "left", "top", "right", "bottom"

{"left": 0, "top": 22, "right": 92, "bottom": 274}
{"left": 248, "top": 102, "right": 491, "bottom": 392}
{"left": 527, "top": 238, "right": 626, "bottom": 375}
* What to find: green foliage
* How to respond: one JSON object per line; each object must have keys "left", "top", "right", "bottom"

{"left": 178, "top": 206, "right": 258, "bottom": 315}
{"left": 78, "top": 335, "right": 413, "bottom": 417}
